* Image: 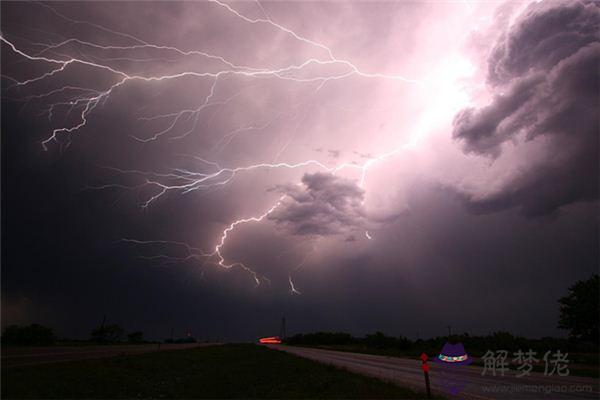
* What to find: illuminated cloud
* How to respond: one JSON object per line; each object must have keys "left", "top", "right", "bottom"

{"left": 269, "top": 173, "right": 365, "bottom": 236}
{"left": 453, "top": 0, "right": 599, "bottom": 215}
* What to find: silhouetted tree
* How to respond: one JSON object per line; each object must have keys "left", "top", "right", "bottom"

{"left": 286, "top": 332, "right": 354, "bottom": 346}
{"left": 91, "top": 324, "right": 124, "bottom": 343}
{"left": 364, "top": 332, "right": 412, "bottom": 350}
{"left": 286, "top": 329, "right": 597, "bottom": 355}
{"left": 558, "top": 274, "right": 599, "bottom": 342}
{"left": 127, "top": 331, "right": 144, "bottom": 343}
{"left": 1, "top": 324, "right": 56, "bottom": 345}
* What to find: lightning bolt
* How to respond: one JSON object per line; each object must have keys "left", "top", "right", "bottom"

{"left": 2, "top": 1, "right": 425, "bottom": 289}
{"left": 288, "top": 247, "right": 316, "bottom": 295}
{"left": 212, "top": 197, "right": 284, "bottom": 286}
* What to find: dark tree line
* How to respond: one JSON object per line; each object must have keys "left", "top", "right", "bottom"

{"left": 1, "top": 323, "right": 146, "bottom": 345}
{"left": 90, "top": 324, "right": 147, "bottom": 343}
{"left": 287, "top": 274, "right": 600, "bottom": 355}
{"left": 286, "top": 330, "right": 597, "bottom": 356}
{"left": 558, "top": 274, "right": 599, "bottom": 343}
{"left": 1, "top": 324, "right": 56, "bottom": 346}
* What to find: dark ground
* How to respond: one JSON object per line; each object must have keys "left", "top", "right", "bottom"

{"left": 2, "top": 343, "right": 433, "bottom": 399}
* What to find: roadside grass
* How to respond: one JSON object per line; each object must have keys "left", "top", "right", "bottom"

{"left": 2, "top": 343, "right": 433, "bottom": 399}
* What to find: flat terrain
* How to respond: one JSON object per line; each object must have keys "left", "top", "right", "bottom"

{"left": 273, "top": 345, "right": 600, "bottom": 400}
{"left": 2, "top": 343, "right": 202, "bottom": 368}
{"left": 2, "top": 344, "right": 431, "bottom": 399}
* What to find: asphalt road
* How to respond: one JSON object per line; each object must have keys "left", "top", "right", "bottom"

{"left": 2, "top": 343, "right": 210, "bottom": 368}
{"left": 270, "top": 345, "right": 599, "bottom": 400}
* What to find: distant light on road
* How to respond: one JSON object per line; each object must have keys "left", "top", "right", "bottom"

{"left": 259, "top": 336, "right": 282, "bottom": 344}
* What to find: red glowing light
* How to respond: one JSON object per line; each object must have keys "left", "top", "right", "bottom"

{"left": 259, "top": 336, "right": 282, "bottom": 344}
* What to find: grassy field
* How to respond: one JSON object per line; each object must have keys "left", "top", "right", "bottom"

{"left": 2, "top": 344, "right": 432, "bottom": 399}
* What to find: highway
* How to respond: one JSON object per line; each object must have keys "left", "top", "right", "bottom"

{"left": 2, "top": 343, "right": 210, "bottom": 368}
{"left": 271, "top": 345, "right": 599, "bottom": 400}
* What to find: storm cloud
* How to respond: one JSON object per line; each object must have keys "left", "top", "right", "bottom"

{"left": 1, "top": 1, "right": 598, "bottom": 342}
{"left": 452, "top": 0, "right": 599, "bottom": 216}
{"left": 269, "top": 173, "right": 366, "bottom": 236}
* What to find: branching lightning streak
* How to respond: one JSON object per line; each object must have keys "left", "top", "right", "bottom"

{"left": 213, "top": 197, "right": 284, "bottom": 285}
{"left": 2, "top": 1, "right": 423, "bottom": 288}
{"left": 209, "top": 0, "right": 421, "bottom": 84}
{"left": 288, "top": 247, "right": 315, "bottom": 295}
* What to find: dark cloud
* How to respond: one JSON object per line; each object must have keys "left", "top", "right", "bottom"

{"left": 452, "top": 74, "right": 543, "bottom": 156}
{"left": 487, "top": 0, "right": 599, "bottom": 86}
{"left": 453, "top": 0, "right": 599, "bottom": 216}
{"left": 269, "top": 173, "right": 365, "bottom": 236}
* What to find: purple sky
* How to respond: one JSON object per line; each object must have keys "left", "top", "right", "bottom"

{"left": 1, "top": 1, "right": 598, "bottom": 341}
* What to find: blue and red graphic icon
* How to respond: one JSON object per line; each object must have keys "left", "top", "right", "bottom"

{"left": 434, "top": 342, "right": 472, "bottom": 395}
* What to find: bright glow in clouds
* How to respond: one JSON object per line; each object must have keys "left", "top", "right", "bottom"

{"left": 405, "top": 55, "right": 476, "bottom": 151}
{"left": 1, "top": 1, "right": 513, "bottom": 293}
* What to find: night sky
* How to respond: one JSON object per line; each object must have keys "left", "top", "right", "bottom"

{"left": 2, "top": 1, "right": 598, "bottom": 342}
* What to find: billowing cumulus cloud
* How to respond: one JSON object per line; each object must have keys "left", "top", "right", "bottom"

{"left": 269, "top": 172, "right": 365, "bottom": 236}
{"left": 487, "top": 0, "right": 599, "bottom": 86}
{"left": 453, "top": 0, "right": 599, "bottom": 215}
